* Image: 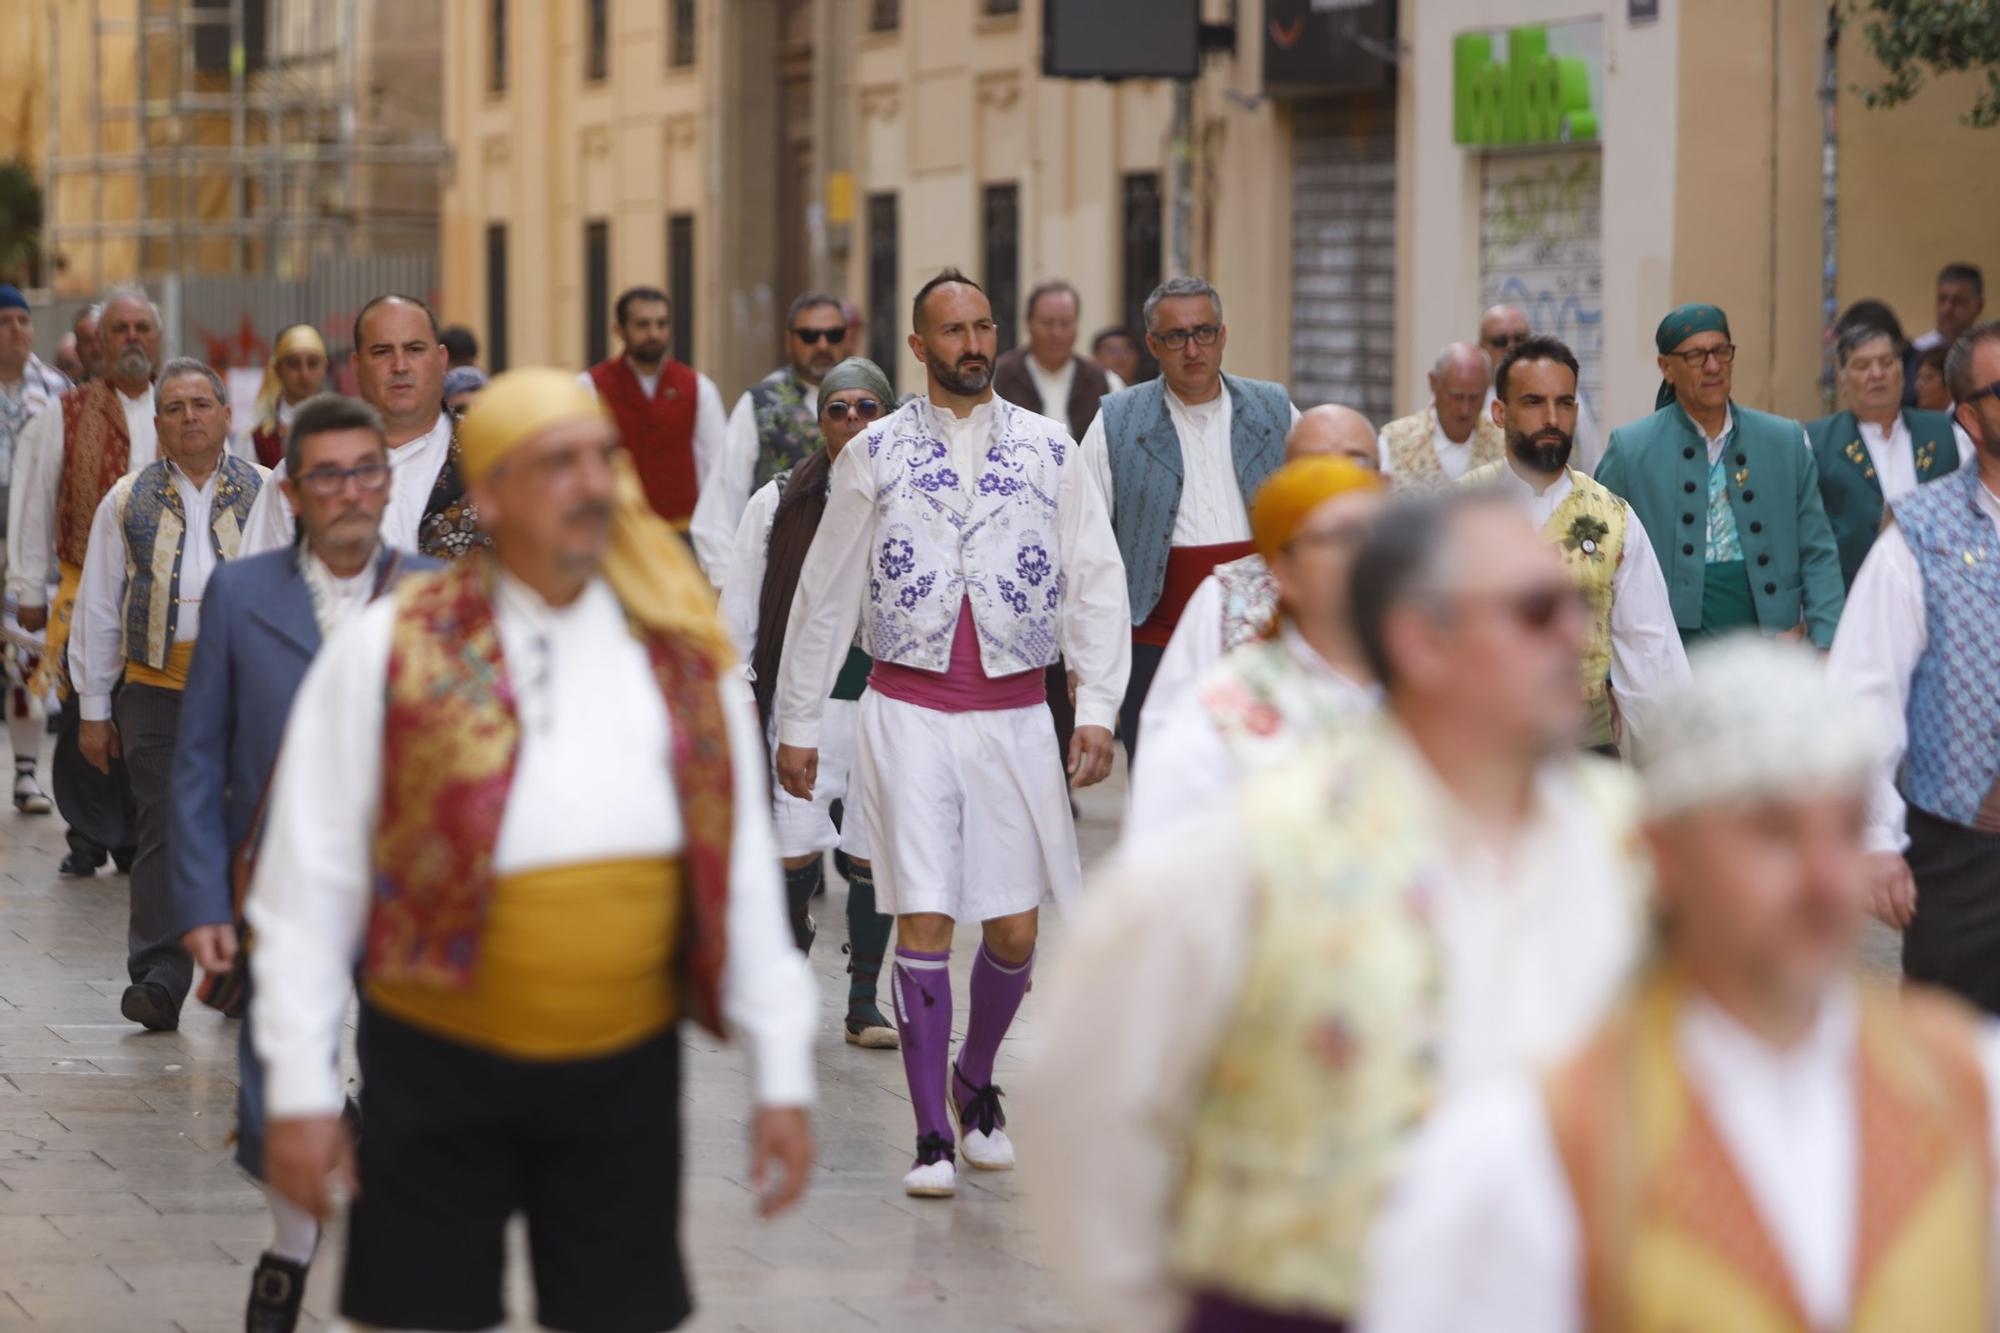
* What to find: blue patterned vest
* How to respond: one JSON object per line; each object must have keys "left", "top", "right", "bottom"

{"left": 1099, "top": 374, "right": 1290, "bottom": 624}
{"left": 1890, "top": 467, "right": 2000, "bottom": 827}
{"left": 118, "top": 455, "right": 262, "bottom": 669}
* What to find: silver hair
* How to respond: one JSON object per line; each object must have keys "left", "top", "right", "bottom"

{"left": 1142, "top": 277, "right": 1223, "bottom": 333}
{"left": 155, "top": 355, "right": 225, "bottom": 403}
{"left": 1834, "top": 321, "right": 1897, "bottom": 368}
{"left": 75, "top": 303, "right": 103, "bottom": 329}
{"left": 100, "top": 284, "right": 161, "bottom": 327}
{"left": 1945, "top": 320, "right": 2000, "bottom": 404}
{"left": 1431, "top": 341, "right": 1486, "bottom": 377}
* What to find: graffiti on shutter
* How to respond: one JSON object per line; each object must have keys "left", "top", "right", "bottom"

{"left": 1480, "top": 148, "right": 1603, "bottom": 417}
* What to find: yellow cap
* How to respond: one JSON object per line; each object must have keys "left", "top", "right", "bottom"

{"left": 1250, "top": 455, "right": 1385, "bottom": 563}
{"left": 457, "top": 366, "right": 611, "bottom": 485}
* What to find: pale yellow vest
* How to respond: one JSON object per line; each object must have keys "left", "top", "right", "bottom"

{"left": 1381, "top": 406, "right": 1505, "bottom": 491}
{"left": 1462, "top": 462, "right": 1625, "bottom": 748}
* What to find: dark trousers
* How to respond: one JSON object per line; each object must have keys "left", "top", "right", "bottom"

{"left": 1184, "top": 1292, "right": 1347, "bottom": 1332}
{"left": 51, "top": 688, "right": 134, "bottom": 861}
{"left": 114, "top": 683, "right": 191, "bottom": 1009}
{"left": 1903, "top": 805, "right": 2000, "bottom": 1015}
{"left": 1118, "top": 641, "right": 1166, "bottom": 764}
{"left": 1045, "top": 658, "right": 1076, "bottom": 771}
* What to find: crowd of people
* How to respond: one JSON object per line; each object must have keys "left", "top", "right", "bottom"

{"left": 0, "top": 253, "right": 1996, "bottom": 1331}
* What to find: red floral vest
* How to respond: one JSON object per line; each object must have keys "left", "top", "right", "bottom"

{"left": 589, "top": 357, "right": 701, "bottom": 525}
{"left": 55, "top": 383, "right": 132, "bottom": 567}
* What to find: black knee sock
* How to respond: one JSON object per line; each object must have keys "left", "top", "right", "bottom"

{"left": 844, "top": 862, "right": 893, "bottom": 1021}
{"left": 782, "top": 861, "right": 821, "bottom": 954}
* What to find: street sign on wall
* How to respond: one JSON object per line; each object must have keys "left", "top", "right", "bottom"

{"left": 1454, "top": 20, "right": 1602, "bottom": 146}
{"left": 1262, "top": 0, "right": 1397, "bottom": 94}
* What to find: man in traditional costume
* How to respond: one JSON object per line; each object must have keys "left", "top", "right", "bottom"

{"left": 1145, "top": 404, "right": 1382, "bottom": 722}
{"left": 70, "top": 358, "right": 263, "bottom": 1033}
{"left": 0, "top": 282, "right": 69, "bottom": 815}
{"left": 238, "top": 294, "right": 483, "bottom": 561}
{"left": 1377, "top": 342, "right": 1503, "bottom": 488}
{"left": 1911, "top": 262, "right": 1984, "bottom": 358}
{"left": 1809, "top": 320, "right": 1970, "bottom": 587}
{"left": 993, "top": 279, "right": 1125, "bottom": 441}
{"left": 248, "top": 368, "right": 816, "bottom": 1332}
{"left": 582, "top": 285, "right": 727, "bottom": 531}
{"left": 1080, "top": 276, "right": 1297, "bottom": 760}
{"left": 1464, "top": 335, "right": 1688, "bottom": 759}
{"left": 775, "top": 270, "right": 1128, "bottom": 1199}
{"left": 1366, "top": 637, "right": 1997, "bottom": 1333}
{"left": 1125, "top": 455, "right": 1384, "bottom": 839}
{"left": 1595, "top": 303, "right": 1845, "bottom": 647}
{"left": 1831, "top": 320, "right": 2000, "bottom": 1013}
{"left": 242, "top": 324, "right": 328, "bottom": 468}
{"left": 9, "top": 286, "right": 162, "bottom": 877}
{"left": 1479, "top": 304, "right": 1603, "bottom": 472}
{"left": 689, "top": 290, "right": 851, "bottom": 583}
{"left": 1019, "top": 488, "right": 1646, "bottom": 1332}
{"left": 168, "top": 394, "right": 432, "bottom": 1333}
{"left": 719, "top": 355, "right": 898, "bottom": 1049}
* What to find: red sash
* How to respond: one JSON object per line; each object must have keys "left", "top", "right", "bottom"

{"left": 1134, "top": 540, "right": 1256, "bottom": 648}
{"left": 590, "top": 357, "right": 701, "bottom": 525}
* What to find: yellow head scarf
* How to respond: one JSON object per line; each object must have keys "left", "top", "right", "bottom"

{"left": 253, "top": 324, "right": 327, "bottom": 427}
{"left": 1249, "top": 455, "right": 1385, "bottom": 564}
{"left": 458, "top": 367, "right": 733, "bottom": 657}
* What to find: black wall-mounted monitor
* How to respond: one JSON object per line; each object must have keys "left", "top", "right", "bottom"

{"left": 1044, "top": 0, "right": 1201, "bottom": 81}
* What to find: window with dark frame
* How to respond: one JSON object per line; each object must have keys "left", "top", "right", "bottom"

{"left": 668, "top": 213, "right": 696, "bottom": 364}
{"left": 585, "top": 219, "right": 610, "bottom": 366}
{"left": 869, "top": 0, "right": 899, "bottom": 33}
{"left": 984, "top": 0, "right": 1021, "bottom": 14}
{"left": 866, "top": 192, "right": 900, "bottom": 377}
{"left": 982, "top": 183, "right": 1020, "bottom": 355}
{"left": 1122, "top": 172, "right": 1164, "bottom": 382}
{"left": 489, "top": 0, "right": 507, "bottom": 93}
{"left": 586, "top": 0, "right": 609, "bottom": 82}
{"left": 485, "top": 223, "right": 509, "bottom": 372}
{"left": 668, "top": 0, "right": 696, "bottom": 68}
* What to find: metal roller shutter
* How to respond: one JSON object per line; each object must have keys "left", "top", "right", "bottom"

{"left": 1479, "top": 148, "right": 1604, "bottom": 419}
{"left": 1289, "top": 108, "right": 1396, "bottom": 422}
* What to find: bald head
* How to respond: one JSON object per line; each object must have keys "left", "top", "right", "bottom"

{"left": 1479, "top": 305, "right": 1531, "bottom": 370}
{"left": 1285, "top": 404, "right": 1379, "bottom": 471}
{"left": 1429, "top": 341, "right": 1491, "bottom": 445}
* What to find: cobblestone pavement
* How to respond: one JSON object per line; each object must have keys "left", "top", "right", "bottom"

{"left": 0, "top": 737, "right": 1125, "bottom": 1332}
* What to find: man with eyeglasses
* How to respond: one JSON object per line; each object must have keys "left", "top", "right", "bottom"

{"left": 1380, "top": 341, "right": 1505, "bottom": 488}
{"left": 1464, "top": 335, "right": 1686, "bottom": 760}
{"left": 67, "top": 357, "right": 264, "bottom": 1034}
{"left": 1595, "top": 303, "right": 1844, "bottom": 648}
{"left": 1081, "top": 275, "right": 1297, "bottom": 761}
{"left": 237, "top": 294, "right": 485, "bottom": 563}
{"left": 166, "top": 393, "right": 433, "bottom": 1333}
{"left": 689, "top": 290, "right": 852, "bottom": 585}
{"left": 582, "top": 285, "right": 727, "bottom": 531}
{"left": 1479, "top": 303, "right": 1604, "bottom": 472}
{"left": 1832, "top": 320, "right": 2000, "bottom": 1015}
{"left": 1019, "top": 488, "right": 1645, "bottom": 1333}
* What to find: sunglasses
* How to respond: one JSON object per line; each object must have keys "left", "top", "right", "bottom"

{"left": 1965, "top": 380, "right": 2000, "bottom": 406}
{"left": 1486, "top": 332, "right": 1529, "bottom": 349}
{"left": 1448, "top": 582, "right": 1586, "bottom": 634}
{"left": 823, "top": 398, "right": 882, "bottom": 424}
{"left": 791, "top": 327, "right": 845, "bottom": 345}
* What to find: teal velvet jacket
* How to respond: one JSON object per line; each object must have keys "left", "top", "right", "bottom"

{"left": 1805, "top": 407, "right": 1960, "bottom": 588}
{"left": 1594, "top": 400, "right": 1846, "bottom": 648}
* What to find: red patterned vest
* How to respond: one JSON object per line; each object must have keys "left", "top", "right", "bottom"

{"left": 364, "top": 554, "right": 736, "bottom": 1036}
{"left": 55, "top": 382, "right": 133, "bottom": 567}
{"left": 590, "top": 356, "right": 701, "bottom": 525}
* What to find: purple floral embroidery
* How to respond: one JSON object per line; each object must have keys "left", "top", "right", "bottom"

{"left": 1016, "top": 542, "right": 1051, "bottom": 587}
{"left": 977, "top": 473, "right": 1024, "bottom": 497}
{"left": 1044, "top": 584, "right": 1060, "bottom": 611}
{"left": 995, "top": 577, "right": 1031, "bottom": 615}
{"left": 879, "top": 539, "right": 915, "bottom": 580}
{"left": 912, "top": 467, "right": 961, "bottom": 494}
{"left": 897, "top": 573, "right": 937, "bottom": 610}
{"left": 869, "top": 577, "right": 883, "bottom": 604}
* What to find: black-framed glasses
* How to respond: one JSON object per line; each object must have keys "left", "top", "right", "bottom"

{"left": 297, "top": 460, "right": 391, "bottom": 496}
{"left": 1154, "top": 324, "right": 1221, "bottom": 351}
{"left": 1965, "top": 379, "right": 2000, "bottom": 405}
{"left": 791, "top": 327, "right": 845, "bottom": 345}
{"left": 1442, "top": 581, "right": 1588, "bottom": 635}
{"left": 1672, "top": 343, "right": 1737, "bottom": 367}
{"left": 823, "top": 398, "right": 883, "bottom": 424}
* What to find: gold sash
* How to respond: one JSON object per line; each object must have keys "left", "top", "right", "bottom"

{"left": 124, "top": 639, "right": 197, "bottom": 692}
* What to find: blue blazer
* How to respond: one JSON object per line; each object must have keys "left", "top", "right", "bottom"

{"left": 167, "top": 546, "right": 436, "bottom": 936}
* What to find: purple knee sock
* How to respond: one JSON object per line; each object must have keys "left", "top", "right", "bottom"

{"left": 893, "top": 947, "right": 954, "bottom": 1145}
{"left": 955, "top": 942, "right": 1034, "bottom": 1093}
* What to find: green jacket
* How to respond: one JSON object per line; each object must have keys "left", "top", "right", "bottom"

{"left": 1594, "top": 401, "right": 1845, "bottom": 648}
{"left": 1805, "top": 407, "right": 1960, "bottom": 587}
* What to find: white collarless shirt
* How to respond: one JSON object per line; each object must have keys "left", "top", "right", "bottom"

{"left": 237, "top": 410, "right": 455, "bottom": 556}
{"left": 4, "top": 383, "right": 157, "bottom": 606}
{"left": 1429, "top": 415, "right": 1480, "bottom": 481}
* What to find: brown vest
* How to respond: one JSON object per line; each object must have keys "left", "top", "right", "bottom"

{"left": 992, "top": 346, "right": 1111, "bottom": 441}
{"left": 55, "top": 382, "right": 134, "bottom": 568}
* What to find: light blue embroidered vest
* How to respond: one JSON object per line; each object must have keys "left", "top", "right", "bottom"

{"left": 1099, "top": 374, "right": 1290, "bottom": 624}
{"left": 118, "top": 456, "right": 261, "bottom": 669}
{"left": 1891, "top": 467, "right": 2000, "bottom": 827}
{"left": 861, "top": 397, "right": 1067, "bottom": 676}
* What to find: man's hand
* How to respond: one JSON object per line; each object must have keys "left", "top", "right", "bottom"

{"left": 1865, "top": 851, "right": 1917, "bottom": 929}
{"left": 775, "top": 744, "right": 818, "bottom": 802}
{"left": 749, "top": 1106, "right": 813, "bottom": 1220}
{"left": 182, "top": 924, "right": 238, "bottom": 975}
{"left": 1067, "top": 724, "right": 1114, "bottom": 790}
{"left": 78, "top": 719, "right": 119, "bottom": 774}
{"left": 1066, "top": 669, "right": 1079, "bottom": 709}
{"left": 263, "top": 1114, "right": 357, "bottom": 1221}
{"left": 17, "top": 605, "right": 46, "bottom": 633}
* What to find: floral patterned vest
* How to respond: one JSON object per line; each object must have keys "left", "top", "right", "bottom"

{"left": 1382, "top": 405, "right": 1505, "bottom": 491}
{"left": 55, "top": 382, "right": 132, "bottom": 567}
{"left": 1212, "top": 553, "right": 1277, "bottom": 652}
{"left": 1545, "top": 970, "right": 1992, "bottom": 1333}
{"left": 1195, "top": 633, "right": 1371, "bottom": 771}
{"left": 748, "top": 369, "right": 821, "bottom": 491}
{"left": 113, "top": 456, "right": 261, "bottom": 668}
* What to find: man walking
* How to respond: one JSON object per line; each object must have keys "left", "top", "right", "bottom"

{"left": 1479, "top": 303, "right": 1604, "bottom": 471}
{"left": 1081, "top": 276, "right": 1296, "bottom": 759}
{"left": 1379, "top": 342, "right": 1504, "bottom": 487}
{"left": 583, "top": 285, "right": 727, "bottom": 530}
{"left": 1595, "top": 303, "right": 1845, "bottom": 647}
{"left": 248, "top": 369, "right": 815, "bottom": 1331}
{"left": 775, "top": 270, "right": 1128, "bottom": 1199}
{"left": 993, "top": 279, "right": 1124, "bottom": 440}
{"left": 169, "top": 394, "right": 431, "bottom": 1332}
{"left": 1911, "top": 262, "right": 1985, "bottom": 357}
{"left": 241, "top": 324, "right": 328, "bottom": 469}
{"left": 689, "top": 290, "right": 851, "bottom": 583}
{"left": 70, "top": 358, "right": 263, "bottom": 1033}
{"left": 0, "top": 282, "right": 68, "bottom": 815}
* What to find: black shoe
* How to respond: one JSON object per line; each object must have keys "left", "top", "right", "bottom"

{"left": 244, "top": 1251, "right": 309, "bottom": 1333}
{"left": 57, "top": 850, "right": 100, "bottom": 877}
{"left": 110, "top": 847, "right": 134, "bottom": 875}
{"left": 120, "top": 981, "right": 180, "bottom": 1032}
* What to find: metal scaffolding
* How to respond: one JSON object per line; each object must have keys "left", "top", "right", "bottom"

{"left": 42, "top": 0, "right": 447, "bottom": 289}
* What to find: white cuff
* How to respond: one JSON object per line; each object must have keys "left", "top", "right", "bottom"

{"left": 776, "top": 719, "right": 822, "bottom": 750}
{"left": 263, "top": 1059, "right": 346, "bottom": 1120}
{"left": 79, "top": 693, "right": 113, "bottom": 722}
{"left": 751, "top": 1036, "right": 817, "bottom": 1109}
{"left": 1075, "top": 703, "right": 1118, "bottom": 733}
{"left": 7, "top": 582, "right": 45, "bottom": 608}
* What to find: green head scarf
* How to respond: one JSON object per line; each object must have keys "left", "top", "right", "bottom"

{"left": 817, "top": 356, "right": 895, "bottom": 413}
{"left": 1654, "top": 303, "right": 1731, "bottom": 410}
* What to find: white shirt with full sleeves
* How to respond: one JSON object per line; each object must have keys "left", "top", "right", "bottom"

{"left": 1828, "top": 478, "right": 2000, "bottom": 853}
{"left": 718, "top": 477, "right": 782, "bottom": 661}
{"left": 1361, "top": 986, "right": 2000, "bottom": 1333}
{"left": 7, "top": 384, "right": 157, "bottom": 605}
{"left": 691, "top": 382, "right": 820, "bottom": 588}
{"left": 1078, "top": 382, "right": 1302, "bottom": 546}
{"left": 236, "top": 410, "right": 454, "bottom": 556}
{"left": 246, "top": 572, "right": 817, "bottom": 1119}
{"left": 575, "top": 360, "right": 730, "bottom": 501}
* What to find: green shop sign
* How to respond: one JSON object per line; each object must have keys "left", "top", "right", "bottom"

{"left": 1454, "top": 25, "right": 1597, "bottom": 146}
